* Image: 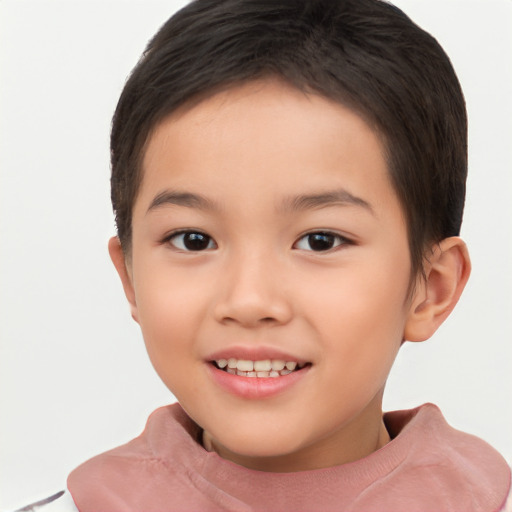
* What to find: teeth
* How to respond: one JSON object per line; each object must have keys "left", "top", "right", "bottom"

{"left": 215, "top": 358, "right": 306, "bottom": 377}
{"left": 254, "top": 360, "right": 271, "bottom": 371}
{"left": 271, "top": 360, "right": 285, "bottom": 371}
{"left": 236, "top": 360, "right": 254, "bottom": 372}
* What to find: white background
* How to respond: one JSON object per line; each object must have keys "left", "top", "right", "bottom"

{"left": 1, "top": 1, "right": 511, "bottom": 508}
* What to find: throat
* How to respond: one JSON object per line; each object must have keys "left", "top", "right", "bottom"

{"left": 201, "top": 416, "right": 392, "bottom": 473}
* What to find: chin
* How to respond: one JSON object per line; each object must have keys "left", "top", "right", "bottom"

{"left": 211, "top": 424, "right": 307, "bottom": 460}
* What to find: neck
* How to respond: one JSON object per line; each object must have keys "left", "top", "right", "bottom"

{"left": 202, "top": 395, "right": 391, "bottom": 472}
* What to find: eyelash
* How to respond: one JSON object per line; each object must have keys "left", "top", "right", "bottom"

{"left": 163, "top": 230, "right": 217, "bottom": 252}
{"left": 162, "top": 230, "right": 352, "bottom": 252}
{"left": 293, "top": 231, "right": 352, "bottom": 252}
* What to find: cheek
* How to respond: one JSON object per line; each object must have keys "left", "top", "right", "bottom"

{"left": 132, "top": 264, "right": 208, "bottom": 374}
{"left": 305, "top": 255, "right": 409, "bottom": 321}
{"left": 307, "top": 282, "right": 407, "bottom": 415}
{"left": 304, "top": 256, "right": 410, "bottom": 365}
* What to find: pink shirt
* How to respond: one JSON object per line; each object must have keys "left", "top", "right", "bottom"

{"left": 68, "top": 403, "right": 511, "bottom": 511}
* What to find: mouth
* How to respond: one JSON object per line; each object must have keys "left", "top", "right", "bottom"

{"left": 211, "top": 358, "right": 310, "bottom": 378}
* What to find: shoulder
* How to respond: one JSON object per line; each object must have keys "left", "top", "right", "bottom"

{"left": 66, "top": 403, "right": 208, "bottom": 511}
{"left": 68, "top": 403, "right": 197, "bottom": 479}
{"left": 380, "top": 403, "right": 512, "bottom": 511}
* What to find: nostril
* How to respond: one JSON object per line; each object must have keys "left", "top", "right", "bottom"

{"left": 218, "top": 314, "right": 283, "bottom": 328}
{"left": 213, "top": 286, "right": 293, "bottom": 328}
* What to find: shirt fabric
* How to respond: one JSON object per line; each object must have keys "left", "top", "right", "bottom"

{"left": 62, "top": 402, "right": 511, "bottom": 512}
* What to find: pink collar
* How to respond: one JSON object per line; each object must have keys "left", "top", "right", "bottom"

{"left": 68, "top": 403, "right": 511, "bottom": 511}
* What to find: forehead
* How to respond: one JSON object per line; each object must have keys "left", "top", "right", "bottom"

{"left": 137, "top": 79, "right": 401, "bottom": 220}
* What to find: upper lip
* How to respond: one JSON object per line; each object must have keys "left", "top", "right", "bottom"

{"left": 206, "top": 346, "right": 309, "bottom": 364}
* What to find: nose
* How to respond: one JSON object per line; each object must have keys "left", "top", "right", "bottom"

{"left": 213, "top": 252, "right": 293, "bottom": 328}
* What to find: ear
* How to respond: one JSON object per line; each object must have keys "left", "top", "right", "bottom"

{"left": 108, "top": 236, "right": 139, "bottom": 323}
{"left": 404, "top": 236, "right": 471, "bottom": 342}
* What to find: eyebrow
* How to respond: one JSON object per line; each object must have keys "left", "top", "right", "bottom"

{"left": 147, "top": 190, "right": 218, "bottom": 213}
{"left": 280, "top": 189, "right": 374, "bottom": 215}
{"left": 146, "top": 188, "right": 374, "bottom": 215}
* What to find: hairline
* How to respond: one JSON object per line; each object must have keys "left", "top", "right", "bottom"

{"left": 120, "top": 75, "right": 430, "bottom": 288}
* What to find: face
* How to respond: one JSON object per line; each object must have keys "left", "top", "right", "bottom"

{"left": 119, "top": 80, "right": 420, "bottom": 471}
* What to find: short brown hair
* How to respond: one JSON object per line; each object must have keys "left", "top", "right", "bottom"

{"left": 111, "top": 0, "right": 467, "bottom": 277}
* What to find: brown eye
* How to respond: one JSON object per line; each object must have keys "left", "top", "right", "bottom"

{"left": 295, "top": 232, "right": 346, "bottom": 252}
{"left": 168, "top": 231, "right": 216, "bottom": 251}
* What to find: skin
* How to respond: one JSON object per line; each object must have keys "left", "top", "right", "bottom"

{"left": 109, "top": 79, "right": 470, "bottom": 472}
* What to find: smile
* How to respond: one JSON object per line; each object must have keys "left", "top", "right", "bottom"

{"left": 208, "top": 357, "right": 311, "bottom": 399}
{"left": 213, "top": 358, "right": 308, "bottom": 378}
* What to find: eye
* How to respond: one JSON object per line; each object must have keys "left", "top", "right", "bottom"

{"left": 294, "top": 232, "right": 348, "bottom": 252}
{"left": 166, "top": 231, "right": 216, "bottom": 251}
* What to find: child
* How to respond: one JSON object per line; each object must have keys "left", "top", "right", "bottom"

{"left": 11, "top": 0, "right": 511, "bottom": 510}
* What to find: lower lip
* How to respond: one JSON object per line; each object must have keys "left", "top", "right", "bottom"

{"left": 207, "top": 364, "right": 310, "bottom": 399}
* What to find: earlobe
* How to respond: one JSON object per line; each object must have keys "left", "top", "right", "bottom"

{"left": 108, "top": 236, "right": 139, "bottom": 323}
{"left": 404, "top": 237, "right": 471, "bottom": 342}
